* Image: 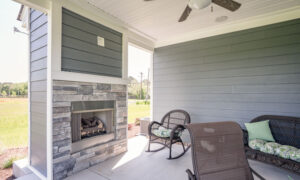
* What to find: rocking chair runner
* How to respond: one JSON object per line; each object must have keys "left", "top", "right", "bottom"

{"left": 146, "top": 109, "right": 191, "bottom": 159}
{"left": 185, "top": 121, "right": 265, "bottom": 180}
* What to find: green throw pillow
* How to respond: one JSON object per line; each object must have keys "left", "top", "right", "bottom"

{"left": 245, "top": 120, "right": 275, "bottom": 142}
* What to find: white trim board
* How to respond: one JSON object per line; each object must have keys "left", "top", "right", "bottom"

{"left": 155, "top": 6, "right": 300, "bottom": 48}
{"left": 52, "top": 71, "right": 130, "bottom": 85}
{"left": 13, "top": 0, "right": 50, "bottom": 14}
{"left": 27, "top": 6, "right": 31, "bottom": 167}
{"left": 28, "top": 166, "right": 47, "bottom": 180}
{"left": 46, "top": 1, "right": 56, "bottom": 179}
{"left": 150, "top": 52, "right": 154, "bottom": 122}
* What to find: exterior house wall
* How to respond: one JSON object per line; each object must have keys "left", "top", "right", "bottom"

{"left": 61, "top": 8, "right": 123, "bottom": 78}
{"left": 51, "top": 8, "right": 127, "bottom": 180}
{"left": 29, "top": 9, "right": 48, "bottom": 176}
{"left": 153, "top": 18, "right": 300, "bottom": 126}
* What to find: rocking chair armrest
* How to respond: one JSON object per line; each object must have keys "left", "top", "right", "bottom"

{"left": 170, "top": 124, "right": 185, "bottom": 140}
{"left": 186, "top": 169, "right": 196, "bottom": 180}
{"left": 148, "top": 121, "right": 162, "bottom": 135}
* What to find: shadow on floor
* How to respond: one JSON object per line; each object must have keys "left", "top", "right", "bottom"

{"left": 67, "top": 136, "right": 300, "bottom": 180}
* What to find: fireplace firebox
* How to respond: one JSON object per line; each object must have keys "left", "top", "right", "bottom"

{"left": 71, "top": 100, "right": 116, "bottom": 152}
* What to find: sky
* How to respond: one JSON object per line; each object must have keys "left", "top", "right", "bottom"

{"left": 128, "top": 45, "right": 151, "bottom": 82}
{"left": 0, "top": 0, "right": 28, "bottom": 83}
{"left": 0, "top": 0, "right": 151, "bottom": 83}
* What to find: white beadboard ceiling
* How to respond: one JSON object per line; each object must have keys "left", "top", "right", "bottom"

{"left": 85, "top": 0, "right": 300, "bottom": 46}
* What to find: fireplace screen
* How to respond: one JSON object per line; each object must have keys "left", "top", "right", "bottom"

{"left": 71, "top": 101, "right": 115, "bottom": 143}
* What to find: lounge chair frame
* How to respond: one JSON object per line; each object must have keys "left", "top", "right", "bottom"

{"left": 185, "top": 121, "right": 265, "bottom": 180}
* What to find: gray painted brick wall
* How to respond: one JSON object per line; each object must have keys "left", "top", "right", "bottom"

{"left": 30, "top": 8, "right": 48, "bottom": 177}
{"left": 153, "top": 18, "right": 300, "bottom": 126}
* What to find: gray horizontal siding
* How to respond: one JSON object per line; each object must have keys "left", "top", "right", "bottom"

{"left": 153, "top": 18, "right": 300, "bottom": 127}
{"left": 30, "top": 9, "right": 47, "bottom": 177}
{"left": 31, "top": 46, "right": 47, "bottom": 62}
{"left": 61, "top": 8, "right": 122, "bottom": 77}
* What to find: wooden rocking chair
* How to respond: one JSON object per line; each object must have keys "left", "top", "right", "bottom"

{"left": 146, "top": 109, "right": 191, "bottom": 159}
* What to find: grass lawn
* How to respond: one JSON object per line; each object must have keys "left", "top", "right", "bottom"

{"left": 128, "top": 99, "right": 150, "bottom": 124}
{"left": 0, "top": 98, "right": 147, "bottom": 148}
{"left": 0, "top": 98, "right": 28, "bottom": 150}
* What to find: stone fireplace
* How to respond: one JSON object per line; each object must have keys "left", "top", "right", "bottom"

{"left": 52, "top": 80, "right": 127, "bottom": 179}
{"left": 71, "top": 100, "right": 116, "bottom": 153}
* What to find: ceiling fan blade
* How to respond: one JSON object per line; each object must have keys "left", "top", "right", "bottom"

{"left": 212, "top": 0, "right": 241, "bottom": 11}
{"left": 178, "top": 5, "right": 192, "bottom": 22}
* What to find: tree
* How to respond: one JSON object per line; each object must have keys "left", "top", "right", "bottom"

{"left": 1, "top": 91, "right": 7, "bottom": 97}
{"left": 11, "top": 91, "right": 17, "bottom": 96}
{"left": 127, "top": 76, "right": 151, "bottom": 99}
{"left": 0, "top": 82, "right": 28, "bottom": 97}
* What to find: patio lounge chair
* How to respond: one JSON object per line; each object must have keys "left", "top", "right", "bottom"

{"left": 185, "top": 121, "right": 265, "bottom": 180}
{"left": 146, "top": 109, "right": 191, "bottom": 159}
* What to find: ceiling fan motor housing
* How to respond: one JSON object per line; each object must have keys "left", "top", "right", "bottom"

{"left": 188, "top": 0, "right": 212, "bottom": 9}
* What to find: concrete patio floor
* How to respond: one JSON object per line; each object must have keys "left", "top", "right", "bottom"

{"left": 66, "top": 136, "right": 300, "bottom": 180}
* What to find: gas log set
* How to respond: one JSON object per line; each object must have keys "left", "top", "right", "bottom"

{"left": 81, "top": 116, "right": 106, "bottom": 139}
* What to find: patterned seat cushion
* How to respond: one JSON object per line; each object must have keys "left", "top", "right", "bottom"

{"left": 289, "top": 149, "right": 300, "bottom": 162}
{"left": 152, "top": 126, "right": 172, "bottom": 138}
{"left": 249, "top": 139, "right": 266, "bottom": 150}
{"left": 249, "top": 139, "right": 300, "bottom": 162}
{"left": 275, "top": 145, "right": 298, "bottom": 159}
{"left": 261, "top": 142, "right": 281, "bottom": 155}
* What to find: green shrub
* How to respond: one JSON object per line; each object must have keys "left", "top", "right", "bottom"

{"left": 143, "top": 100, "right": 150, "bottom": 105}
{"left": 3, "top": 157, "right": 16, "bottom": 169}
{"left": 135, "top": 100, "right": 150, "bottom": 105}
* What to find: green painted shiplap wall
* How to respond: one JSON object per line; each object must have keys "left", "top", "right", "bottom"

{"left": 61, "top": 8, "right": 122, "bottom": 77}
{"left": 30, "top": 8, "right": 48, "bottom": 177}
{"left": 153, "top": 18, "right": 300, "bottom": 126}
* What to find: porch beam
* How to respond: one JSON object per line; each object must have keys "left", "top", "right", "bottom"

{"left": 13, "top": 0, "right": 50, "bottom": 13}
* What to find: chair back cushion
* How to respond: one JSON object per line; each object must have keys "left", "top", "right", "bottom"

{"left": 186, "top": 122, "right": 254, "bottom": 180}
{"left": 161, "top": 110, "right": 190, "bottom": 129}
{"left": 251, "top": 115, "right": 300, "bottom": 148}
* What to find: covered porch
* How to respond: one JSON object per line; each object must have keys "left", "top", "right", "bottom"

{"left": 13, "top": 0, "right": 300, "bottom": 179}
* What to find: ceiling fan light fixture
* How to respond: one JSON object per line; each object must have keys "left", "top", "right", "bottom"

{"left": 188, "top": 0, "right": 212, "bottom": 10}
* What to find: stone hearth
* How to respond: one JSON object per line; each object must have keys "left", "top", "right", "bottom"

{"left": 52, "top": 80, "right": 127, "bottom": 180}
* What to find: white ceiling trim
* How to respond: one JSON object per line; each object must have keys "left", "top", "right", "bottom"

{"left": 70, "top": 0, "right": 156, "bottom": 49}
{"left": 155, "top": 6, "right": 300, "bottom": 48}
{"left": 13, "top": 0, "right": 50, "bottom": 13}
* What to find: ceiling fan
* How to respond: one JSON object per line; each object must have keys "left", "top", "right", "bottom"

{"left": 144, "top": 0, "right": 241, "bottom": 22}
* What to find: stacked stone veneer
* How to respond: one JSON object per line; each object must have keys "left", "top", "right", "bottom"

{"left": 52, "top": 80, "right": 127, "bottom": 180}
